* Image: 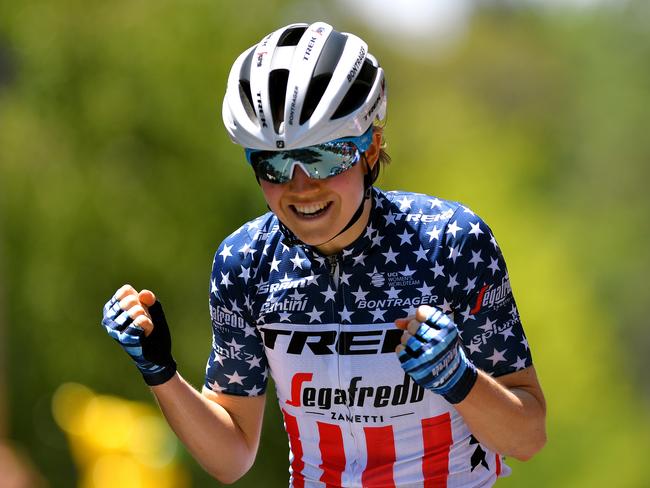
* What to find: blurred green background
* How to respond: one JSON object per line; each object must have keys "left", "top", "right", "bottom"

{"left": 1, "top": 0, "right": 649, "bottom": 486}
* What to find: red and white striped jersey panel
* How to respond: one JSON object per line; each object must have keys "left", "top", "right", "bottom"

{"left": 267, "top": 322, "right": 509, "bottom": 487}
{"left": 282, "top": 408, "right": 507, "bottom": 487}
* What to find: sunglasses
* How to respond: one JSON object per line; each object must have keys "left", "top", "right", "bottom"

{"left": 245, "top": 127, "right": 374, "bottom": 184}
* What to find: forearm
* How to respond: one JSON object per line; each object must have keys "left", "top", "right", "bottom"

{"left": 150, "top": 373, "right": 262, "bottom": 483}
{"left": 454, "top": 368, "right": 546, "bottom": 460}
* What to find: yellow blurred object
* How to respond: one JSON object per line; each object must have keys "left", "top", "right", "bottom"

{"left": 52, "top": 383, "right": 189, "bottom": 488}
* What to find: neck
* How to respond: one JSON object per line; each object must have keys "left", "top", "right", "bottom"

{"left": 315, "top": 194, "right": 373, "bottom": 256}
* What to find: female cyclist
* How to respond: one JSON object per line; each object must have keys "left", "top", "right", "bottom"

{"left": 102, "top": 21, "right": 546, "bottom": 487}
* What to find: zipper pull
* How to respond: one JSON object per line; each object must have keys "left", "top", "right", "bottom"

{"left": 327, "top": 255, "right": 338, "bottom": 275}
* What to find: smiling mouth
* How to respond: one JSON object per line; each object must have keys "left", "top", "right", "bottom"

{"left": 290, "top": 201, "right": 332, "bottom": 218}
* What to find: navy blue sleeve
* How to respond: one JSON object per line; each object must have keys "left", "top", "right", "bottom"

{"left": 204, "top": 235, "right": 269, "bottom": 396}
{"left": 442, "top": 205, "right": 532, "bottom": 377}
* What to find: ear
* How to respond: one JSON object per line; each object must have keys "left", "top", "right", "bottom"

{"left": 363, "top": 127, "right": 383, "bottom": 172}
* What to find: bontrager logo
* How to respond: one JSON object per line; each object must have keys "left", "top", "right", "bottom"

{"left": 285, "top": 372, "right": 425, "bottom": 411}
{"left": 358, "top": 294, "right": 438, "bottom": 310}
{"left": 347, "top": 46, "right": 366, "bottom": 82}
{"left": 259, "top": 327, "right": 403, "bottom": 355}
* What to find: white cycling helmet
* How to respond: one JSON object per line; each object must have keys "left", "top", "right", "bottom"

{"left": 222, "top": 21, "right": 387, "bottom": 150}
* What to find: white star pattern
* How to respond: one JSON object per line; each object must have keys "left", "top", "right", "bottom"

{"left": 511, "top": 356, "right": 527, "bottom": 370}
{"left": 426, "top": 226, "right": 440, "bottom": 242}
{"left": 488, "top": 257, "right": 501, "bottom": 275}
{"left": 206, "top": 190, "right": 532, "bottom": 410}
{"left": 340, "top": 306, "right": 354, "bottom": 322}
{"left": 397, "top": 196, "right": 414, "bottom": 211}
{"left": 431, "top": 261, "right": 445, "bottom": 279}
{"left": 417, "top": 282, "right": 433, "bottom": 296}
{"left": 269, "top": 256, "right": 281, "bottom": 272}
{"left": 486, "top": 349, "right": 507, "bottom": 366}
{"left": 413, "top": 245, "right": 429, "bottom": 262}
{"left": 238, "top": 265, "right": 251, "bottom": 284}
{"left": 428, "top": 198, "right": 443, "bottom": 209}
{"left": 370, "top": 309, "right": 387, "bottom": 322}
{"left": 247, "top": 355, "right": 263, "bottom": 370}
{"left": 382, "top": 247, "right": 399, "bottom": 264}
{"left": 220, "top": 272, "right": 233, "bottom": 288}
{"left": 321, "top": 286, "right": 337, "bottom": 302}
{"left": 224, "top": 370, "right": 247, "bottom": 385}
{"left": 463, "top": 276, "right": 477, "bottom": 293}
{"left": 469, "top": 222, "right": 484, "bottom": 238}
{"left": 446, "top": 220, "right": 462, "bottom": 239}
{"left": 385, "top": 287, "right": 401, "bottom": 299}
{"left": 306, "top": 306, "right": 324, "bottom": 323}
{"left": 352, "top": 286, "right": 369, "bottom": 302}
{"left": 448, "top": 246, "right": 462, "bottom": 263}
{"left": 219, "top": 244, "right": 233, "bottom": 262}
{"left": 400, "top": 265, "right": 416, "bottom": 277}
{"left": 500, "top": 326, "right": 515, "bottom": 341}
{"left": 468, "top": 250, "right": 483, "bottom": 269}
{"left": 244, "top": 385, "right": 263, "bottom": 396}
{"left": 447, "top": 273, "right": 459, "bottom": 291}
{"left": 290, "top": 251, "right": 306, "bottom": 270}
{"left": 398, "top": 229, "right": 413, "bottom": 246}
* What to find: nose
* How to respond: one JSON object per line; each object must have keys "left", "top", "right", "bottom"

{"left": 288, "top": 164, "right": 318, "bottom": 192}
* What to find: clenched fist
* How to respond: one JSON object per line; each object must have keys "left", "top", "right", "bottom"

{"left": 101, "top": 285, "right": 176, "bottom": 386}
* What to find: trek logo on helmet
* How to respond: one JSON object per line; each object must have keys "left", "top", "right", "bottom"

{"left": 255, "top": 92, "right": 268, "bottom": 128}
{"left": 303, "top": 36, "right": 318, "bottom": 61}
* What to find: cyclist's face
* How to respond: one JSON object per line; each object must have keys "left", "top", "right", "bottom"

{"left": 259, "top": 131, "right": 380, "bottom": 255}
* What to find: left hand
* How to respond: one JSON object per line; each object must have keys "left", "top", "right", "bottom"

{"left": 396, "top": 305, "right": 478, "bottom": 404}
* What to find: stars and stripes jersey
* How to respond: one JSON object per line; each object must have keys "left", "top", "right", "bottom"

{"left": 205, "top": 188, "right": 533, "bottom": 487}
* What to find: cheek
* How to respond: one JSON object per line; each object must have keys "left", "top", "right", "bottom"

{"left": 329, "top": 166, "right": 365, "bottom": 197}
{"left": 259, "top": 181, "right": 283, "bottom": 210}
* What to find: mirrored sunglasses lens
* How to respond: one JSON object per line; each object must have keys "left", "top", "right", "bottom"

{"left": 250, "top": 142, "right": 360, "bottom": 183}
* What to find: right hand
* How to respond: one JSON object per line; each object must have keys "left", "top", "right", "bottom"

{"left": 101, "top": 284, "right": 177, "bottom": 386}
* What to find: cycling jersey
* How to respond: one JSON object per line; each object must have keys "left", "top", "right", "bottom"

{"left": 205, "top": 188, "right": 533, "bottom": 487}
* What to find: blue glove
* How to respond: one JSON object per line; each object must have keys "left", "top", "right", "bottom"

{"left": 102, "top": 293, "right": 177, "bottom": 386}
{"left": 398, "top": 308, "right": 477, "bottom": 404}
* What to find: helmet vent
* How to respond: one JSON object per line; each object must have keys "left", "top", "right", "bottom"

{"left": 331, "top": 59, "right": 377, "bottom": 120}
{"left": 300, "top": 74, "right": 332, "bottom": 125}
{"left": 277, "top": 27, "right": 307, "bottom": 47}
{"left": 313, "top": 31, "right": 347, "bottom": 78}
{"left": 269, "top": 69, "right": 289, "bottom": 132}
{"left": 238, "top": 80, "right": 256, "bottom": 123}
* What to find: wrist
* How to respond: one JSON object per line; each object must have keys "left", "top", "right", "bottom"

{"left": 141, "top": 360, "right": 177, "bottom": 386}
{"left": 442, "top": 359, "right": 478, "bottom": 404}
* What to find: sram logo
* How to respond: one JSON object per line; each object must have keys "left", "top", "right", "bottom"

{"left": 285, "top": 372, "right": 425, "bottom": 410}
{"left": 259, "top": 327, "right": 402, "bottom": 355}
{"left": 257, "top": 275, "right": 317, "bottom": 294}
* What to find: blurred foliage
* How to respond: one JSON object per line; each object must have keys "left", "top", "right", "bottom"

{"left": 1, "top": 0, "right": 649, "bottom": 486}
{"left": 52, "top": 383, "right": 188, "bottom": 488}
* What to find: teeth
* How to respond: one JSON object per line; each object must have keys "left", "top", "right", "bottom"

{"left": 294, "top": 202, "right": 328, "bottom": 215}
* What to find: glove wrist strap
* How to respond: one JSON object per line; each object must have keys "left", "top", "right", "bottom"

{"left": 442, "top": 362, "right": 478, "bottom": 404}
